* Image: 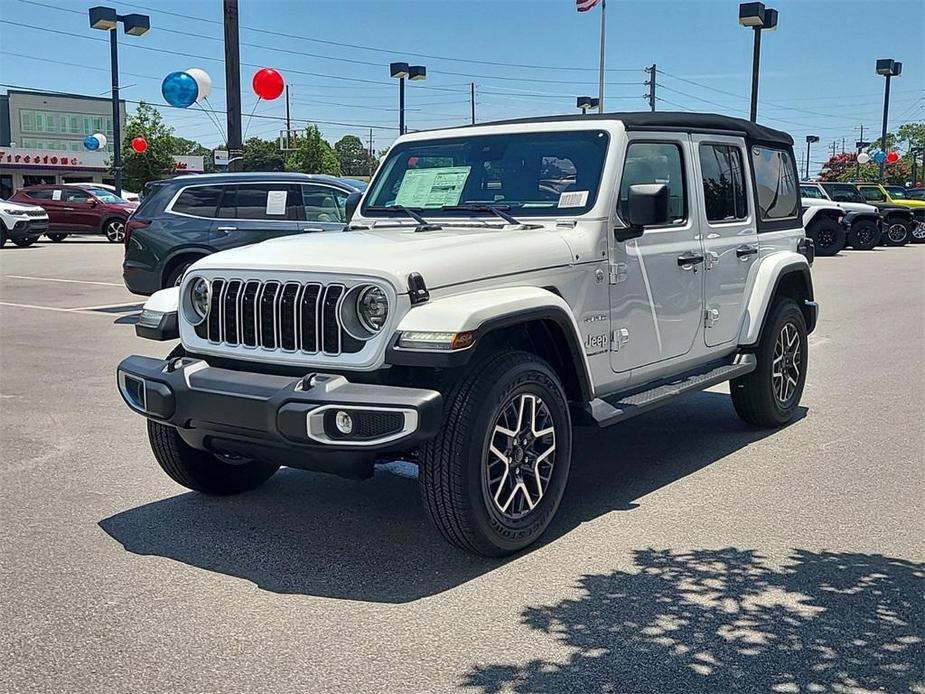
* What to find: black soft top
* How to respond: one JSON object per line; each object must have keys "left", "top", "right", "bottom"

{"left": 465, "top": 111, "right": 793, "bottom": 147}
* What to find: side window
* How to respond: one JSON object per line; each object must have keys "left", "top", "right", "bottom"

{"left": 799, "top": 185, "right": 825, "bottom": 200}
{"left": 63, "top": 189, "right": 91, "bottom": 203}
{"left": 231, "top": 184, "right": 303, "bottom": 221}
{"left": 303, "top": 185, "right": 347, "bottom": 223}
{"left": 751, "top": 146, "right": 799, "bottom": 221}
{"left": 700, "top": 144, "right": 748, "bottom": 222}
{"left": 171, "top": 185, "right": 223, "bottom": 217}
{"left": 618, "top": 142, "right": 686, "bottom": 224}
{"left": 859, "top": 187, "right": 884, "bottom": 202}
{"left": 26, "top": 189, "right": 54, "bottom": 200}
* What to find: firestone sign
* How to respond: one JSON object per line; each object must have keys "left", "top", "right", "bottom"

{"left": 0, "top": 147, "right": 204, "bottom": 173}
{"left": 0, "top": 150, "right": 83, "bottom": 167}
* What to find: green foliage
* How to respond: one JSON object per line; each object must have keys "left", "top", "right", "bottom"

{"left": 821, "top": 122, "right": 924, "bottom": 185}
{"left": 117, "top": 101, "right": 177, "bottom": 191}
{"left": 165, "top": 135, "right": 217, "bottom": 173}
{"left": 334, "top": 135, "right": 377, "bottom": 176}
{"left": 243, "top": 137, "right": 286, "bottom": 172}
{"left": 285, "top": 125, "right": 341, "bottom": 176}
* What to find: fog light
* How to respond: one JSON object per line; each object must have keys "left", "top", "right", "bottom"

{"left": 334, "top": 410, "right": 354, "bottom": 435}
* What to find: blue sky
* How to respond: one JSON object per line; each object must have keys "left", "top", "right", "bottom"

{"left": 0, "top": 0, "right": 922, "bottom": 173}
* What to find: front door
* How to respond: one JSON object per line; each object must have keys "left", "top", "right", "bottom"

{"left": 610, "top": 135, "right": 704, "bottom": 373}
{"left": 60, "top": 188, "right": 99, "bottom": 232}
{"left": 691, "top": 135, "right": 757, "bottom": 347}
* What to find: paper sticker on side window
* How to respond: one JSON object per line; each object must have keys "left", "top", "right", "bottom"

{"left": 558, "top": 190, "right": 589, "bottom": 208}
{"left": 395, "top": 166, "right": 471, "bottom": 208}
{"left": 265, "top": 190, "right": 287, "bottom": 215}
{"left": 52, "top": 189, "right": 62, "bottom": 201}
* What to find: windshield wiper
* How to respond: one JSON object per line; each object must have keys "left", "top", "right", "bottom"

{"left": 441, "top": 203, "right": 522, "bottom": 226}
{"left": 365, "top": 205, "right": 441, "bottom": 232}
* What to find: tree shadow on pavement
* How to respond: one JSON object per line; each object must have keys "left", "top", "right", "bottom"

{"left": 100, "top": 391, "right": 805, "bottom": 603}
{"left": 464, "top": 547, "right": 924, "bottom": 693}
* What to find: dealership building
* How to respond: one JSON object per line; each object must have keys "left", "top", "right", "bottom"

{"left": 0, "top": 89, "right": 203, "bottom": 198}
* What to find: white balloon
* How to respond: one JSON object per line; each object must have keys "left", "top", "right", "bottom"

{"left": 186, "top": 68, "right": 212, "bottom": 101}
{"left": 93, "top": 133, "right": 107, "bottom": 148}
{"left": 857, "top": 152, "right": 870, "bottom": 164}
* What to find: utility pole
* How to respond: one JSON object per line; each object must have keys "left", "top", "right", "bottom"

{"left": 597, "top": 0, "right": 606, "bottom": 112}
{"left": 223, "top": 0, "right": 243, "bottom": 172}
{"left": 646, "top": 64, "right": 656, "bottom": 112}
{"left": 841, "top": 137, "right": 845, "bottom": 154}
{"left": 831, "top": 141, "right": 837, "bottom": 158}
{"left": 285, "top": 85, "right": 291, "bottom": 134}
{"left": 470, "top": 83, "right": 476, "bottom": 125}
{"left": 855, "top": 124, "right": 866, "bottom": 180}
{"left": 367, "top": 128, "right": 374, "bottom": 178}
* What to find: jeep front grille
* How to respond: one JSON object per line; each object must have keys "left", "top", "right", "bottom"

{"left": 195, "top": 278, "right": 364, "bottom": 355}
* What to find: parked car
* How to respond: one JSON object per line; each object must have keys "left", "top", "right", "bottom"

{"left": 0, "top": 197, "right": 49, "bottom": 248}
{"left": 820, "top": 182, "right": 916, "bottom": 246}
{"left": 800, "top": 182, "right": 881, "bottom": 250}
{"left": 122, "top": 173, "right": 365, "bottom": 295}
{"left": 856, "top": 183, "right": 925, "bottom": 244}
{"left": 117, "top": 112, "right": 817, "bottom": 556}
{"left": 800, "top": 198, "right": 846, "bottom": 256}
{"left": 64, "top": 182, "right": 140, "bottom": 202}
{"left": 9, "top": 184, "right": 137, "bottom": 243}
{"left": 904, "top": 187, "right": 925, "bottom": 200}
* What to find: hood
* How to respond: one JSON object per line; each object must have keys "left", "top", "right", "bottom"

{"left": 815, "top": 199, "right": 878, "bottom": 215}
{"left": 192, "top": 223, "right": 575, "bottom": 290}
{"left": 0, "top": 199, "right": 46, "bottom": 214}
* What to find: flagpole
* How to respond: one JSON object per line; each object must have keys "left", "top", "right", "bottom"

{"left": 598, "top": 0, "right": 606, "bottom": 113}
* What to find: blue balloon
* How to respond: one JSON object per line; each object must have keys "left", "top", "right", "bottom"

{"left": 161, "top": 71, "right": 199, "bottom": 108}
{"left": 873, "top": 150, "right": 887, "bottom": 164}
{"left": 83, "top": 135, "right": 100, "bottom": 151}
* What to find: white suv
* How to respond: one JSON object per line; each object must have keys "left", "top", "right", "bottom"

{"left": 117, "top": 112, "right": 817, "bottom": 556}
{"left": 0, "top": 197, "right": 49, "bottom": 248}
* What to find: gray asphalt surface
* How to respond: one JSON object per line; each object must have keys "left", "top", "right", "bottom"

{"left": 1, "top": 237, "right": 923, "bottom": 693}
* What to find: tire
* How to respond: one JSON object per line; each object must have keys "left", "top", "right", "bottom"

{"left": 46, "top": 233, "right": 67, "bottom": 242}
{"left": 164, "top": 260, "right": 197, "bottom": 288}
{"left": 146, "top": 420, "right": 279, "bottom": 495}
{"left": 847, "top": 219, "right": 881, "bottom": 250}
{"left": 731, "top": 298, "right": 808, "bottom": 428}
{"left": 0, "top": 225, "right": 6, "bottom": 247}
{"left": 882, "top": 219, "right": 910, "bottom": 246}
{"left": 805, "top": 217, "right": 846, "bottom": 256}
{"left": 419, "top": 351, "right": 572, "bottom": 557}
{"left": 104, "top": 218, "right": 125, "bottom": 243}
{"left": 12, "top": 237, "right": 36, "bottom": 248}
{"left": 910, "top": 222, "right": 925, "bottom": 244}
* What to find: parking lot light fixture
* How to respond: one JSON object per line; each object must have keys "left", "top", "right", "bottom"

{"left": 390, "top": 62, "right": 426, "bottom": 135}
{"left": 88, "top": 6, "right": 150, "bottom": 198}
{"left": 805, "top": 135, "right": 819, "bottom": 179}
{"left": 875, "top": 58, "right": 902, "bottom": 181}
{"left": 739, "top": 2, "right": 778, "bottom": 122}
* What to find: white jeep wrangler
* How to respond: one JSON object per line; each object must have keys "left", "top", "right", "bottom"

{"left": 118, "top": 112, "right": 817, "bottom": 557}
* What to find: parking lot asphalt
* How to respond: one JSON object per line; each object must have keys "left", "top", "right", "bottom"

{"left": 1, "top": 237, "right": 923, "bottom": 693}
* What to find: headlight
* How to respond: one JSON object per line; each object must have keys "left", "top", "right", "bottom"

{"left": 357, "top": 286, "right": 389, "bottom": 332}
{"left": 187, "top": 277, "right": 211, "bottom": 325}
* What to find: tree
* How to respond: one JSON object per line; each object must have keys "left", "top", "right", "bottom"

{"left": 285, "top": 125, "right": 340, "bottom": 176}
{"left": 117, "top": 101, "right": 177, "bottom": 191}
{"left": 818, "top": 151, "right": 912, "bottom": 185}
{"left": 242, "top": 137, "right": 286, "bottom": 172}
{"left": 334, "top": 135, "right": 375, "bottom": 176}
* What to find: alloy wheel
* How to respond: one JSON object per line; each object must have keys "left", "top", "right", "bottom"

{"left": 911, "top": 223, "right": 925, "bottom": 241}
{"left": 106, "top": 220, "right": 125, "bottom": 243}
{"left": 485, "top": 393, "right": 557, "bottom": 521}
{"left": 816, "top": 229, "right": 837, "bottom": 251}
{"left": 772, "top": 322, "right": 801, "bottom": 405}
{"left": 887, "top": 223, "right": 908, "bottom": 244}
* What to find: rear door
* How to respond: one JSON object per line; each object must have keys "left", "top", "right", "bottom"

{"left": 210, "top": 183, "right": 302, "bottom": 250}
{"left": 24, "top": 188, "right": 67, "bottom": 228}
{"left": 301, "top": 183, "right": 350, "bottom": 232}
{"left": 692, "top": 136, "right": 757, "bottom": 347}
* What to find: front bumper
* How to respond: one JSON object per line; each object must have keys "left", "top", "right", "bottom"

{"left": 117, "top": 355, "right": 442, "bottom": 476}
{"left": 3, "top": 217, "right": 48, "bottom": 241}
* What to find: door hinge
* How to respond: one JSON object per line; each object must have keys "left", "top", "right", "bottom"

{"left": 611, "top": 327, "right": 630, "bottom": 351}
{"left": 704, "top": 307, "right": 720, "bottom": 328}
{"left": 609, "top": 262, "right": 627, "bottom": 284}
{"left": 705, "top": 251, "right": 720, "bottom": 270}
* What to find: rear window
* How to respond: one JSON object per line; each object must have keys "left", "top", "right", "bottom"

{"left": 751, "top": 146, "right": 799, "bottom": 221}
{"left": 216, "top": 184, "right": 304, "bottom": 220}
{"left": 25, "top": 189, "right": 54, "bottom": 200}
{"left": 171, "top": 185, "right": 224, "bottom": 217}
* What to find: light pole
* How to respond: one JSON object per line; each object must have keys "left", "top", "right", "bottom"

{"left": 576, "top": 96, "right": 599, "bottom": 115}
{"left": 875, "top": 58, "right": 902, "bottom": 181}
{"left": 389, "top": 62, "right": 426, "bottom": 136}
{"left": 805, "top": 135, "right": 819, "bottom": 180}
{"left": 738, "top": 2, "right": 778, "bottom": 122}
{"left": 89, "top": 6, "right": 150, "bottom": 197}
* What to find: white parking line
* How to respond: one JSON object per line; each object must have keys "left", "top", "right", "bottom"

{"left": 0, "top": 301, "right": 110, "bottom": 316}
{"left": 5, "top": 275, "right": 124, "bottom": 287}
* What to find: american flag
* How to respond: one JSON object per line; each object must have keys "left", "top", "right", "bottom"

{"left": 577, "top": 0, "right": 601, "bottom": 12}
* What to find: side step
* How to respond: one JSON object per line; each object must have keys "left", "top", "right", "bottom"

{"left": 585, "top": 354, "right": 757, "bottom": 427}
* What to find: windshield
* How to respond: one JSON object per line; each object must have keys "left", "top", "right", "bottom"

{"left": 363, "top": 130, "right": 609, "bottom": 217}
{"left": 800, "top": 185, "right": 826, "bottom": 199}
{"left": 85, "top": 188, "right": 128, "bottom": 204}
{"left": 885, "top": 186, "right": 908, "bottom": 199}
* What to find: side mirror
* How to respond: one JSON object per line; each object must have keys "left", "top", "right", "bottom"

{"left": 615, "top": 183, "right": 669, "bottom": 242}
{"left": 344, "top": 191, "right": 362, "bottom": 222}
{"left": 88, "top": 199, "right": 98, "bottom": 207}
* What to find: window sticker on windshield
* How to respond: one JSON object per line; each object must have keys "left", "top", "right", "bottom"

{"left": 558, "top": 190, "right": 589, "bottom": 208}
{"left": 52, "top": 189, "right": 62, "bottom": 201}
{"left": 395, "top": 166, "right": 471, "bottom": 208}
{"left": 266, "top": 190, "right": 287, "bottom": 215}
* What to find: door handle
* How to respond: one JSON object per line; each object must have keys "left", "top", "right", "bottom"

{"left": 677, "top": 252, "right": 705, "bottom": 269}
{"left": 215, "top": 226, "right": 237, "bottom": 231}
{"left": 736, "top": 244, "right": 758, "bottom": 259}
{"left": 302, "top": 227, "right": 325, "bottom": 233}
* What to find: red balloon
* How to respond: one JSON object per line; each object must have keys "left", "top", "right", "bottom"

{"left": 252, "top": 68, "right": 284, "bottom": 100}
{"left": 886, "top": 151, "right": 899, "bottom": 164}
{"left": 131, "top": 136, "right": 148, "bottom": 153}
{"left": 916, "top": 181, "right": 923, "bottom": 187}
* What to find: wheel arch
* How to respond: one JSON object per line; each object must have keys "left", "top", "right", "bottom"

{"left": 160, "top": 247, "right": 213, "bottom": 288}
{"left": 739, "top": 254, "right": 816, "bottom": 348}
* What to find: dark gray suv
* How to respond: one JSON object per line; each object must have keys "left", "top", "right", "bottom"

{"left": 123, "top": 173, "right": 364, "bottom": 295}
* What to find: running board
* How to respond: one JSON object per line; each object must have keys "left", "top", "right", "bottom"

{"left": 585, "top": 355, "right": 757, "bottom": 427}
